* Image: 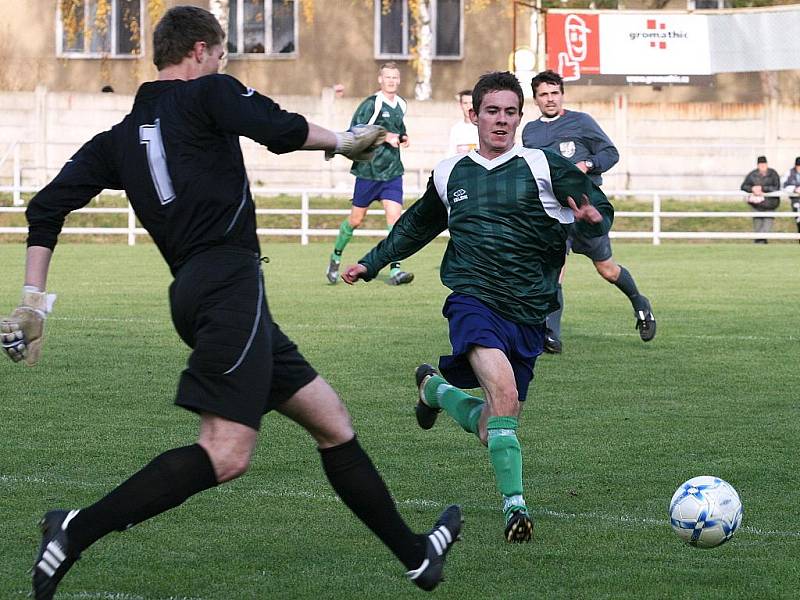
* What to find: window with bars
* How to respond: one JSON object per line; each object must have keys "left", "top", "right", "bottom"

{"left": 227, "top": 0, "right": 297, "bottom": 56}
{"left": 57, "top": 0, "right": 142, "bottom": 57}
{"left": 376, "top": 0, "right": 463, "bottom": 59}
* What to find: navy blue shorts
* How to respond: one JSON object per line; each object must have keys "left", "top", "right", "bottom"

{"left": 352, "top": 175, "right": 403, "bottom": 208}
{"left": 438, "top": 293, "right": 545, "bottom": 402}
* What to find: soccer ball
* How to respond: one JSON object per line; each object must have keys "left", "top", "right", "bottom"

{"left": 669, "top": 476, "right": 743, "bottom": 548}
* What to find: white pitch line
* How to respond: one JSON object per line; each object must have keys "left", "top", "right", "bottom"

{"left": 57, "top": 593, "right": 204, "bottom": 600}
{"left": 5, "top": 478, "right": 799, "bottom": 540}
{"left": 7, "top": 472, "right": 800, "bottom": 538}
{"left": 51, "top": 316, "right": 166, "bottom": 324}
{"left": 0, "top": 474, "right": 107, "bottom": 488}
{"left": 214, "top": 484, "right": 800, "bottom": 539}
{"left": 6, "top": 591, "right": 204, "bottom": 600}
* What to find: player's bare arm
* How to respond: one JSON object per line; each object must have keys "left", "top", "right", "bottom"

{"left": 24, "top": 245, "right": 54, "bottom": 290}
{"left": 384, "top": 132, "right": 409, "bottom": 148}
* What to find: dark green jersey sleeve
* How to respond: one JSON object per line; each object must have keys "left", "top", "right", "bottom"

{"left": 575, "top": 183, "right": 614, "bottom": 238}
{"left": 358, "top": 177, "right": 447, "bottom": 279}
{"left": 350, "top": 97, "right": 376, "bottom": 128}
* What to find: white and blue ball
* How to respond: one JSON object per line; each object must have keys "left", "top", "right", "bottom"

{"left": 669, "top": 476, "right": 743, "bottom": 548}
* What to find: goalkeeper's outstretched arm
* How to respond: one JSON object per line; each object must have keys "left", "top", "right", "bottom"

{"left": 302, "top": 122, "right": 387, "bottom": 162}
{"left": 23, "top": 245, "right": 53, "bottom": 291}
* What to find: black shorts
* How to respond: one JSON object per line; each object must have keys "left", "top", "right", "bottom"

{"left": 568, "top": 226, "right": 613, "bottom": 262}
{"left": 169, "top": 246, "right": 317, "bottom": 430}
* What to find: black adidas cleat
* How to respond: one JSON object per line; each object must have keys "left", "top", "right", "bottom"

{"left": 635, "top": 302, "right": 656, "bottom": 342}
{"left": 504, "top": 508, "right": 533, "bottom": 543}
{"left": 406, "top": 504, "right": 463, "bottom": 591}
{"left": 543, "top": 329, "right": 562, "bottom": 354}
{"left": 414, "top": 364, "right": 442, "bottom": 430}
{"left": 33, "top": 509, "right": 81, "bottom": 600}
{"left": 326, "top": 258, "right": 340, "bottom": 284}
{"left": 388, "top": 271, "right": 414, "bottom": 286}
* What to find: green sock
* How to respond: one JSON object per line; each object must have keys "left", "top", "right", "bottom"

{"left": 487, "top": 416, "right": 525, "bottom": 516}
{"left": 423, "top": 376, "right": 483, "bottom": 434}
{"left": 333, "top": 220, "right": 354, "bottom": 257}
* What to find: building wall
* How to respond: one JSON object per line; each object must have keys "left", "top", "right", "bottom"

{"left": 2, "top": 0, "right": 799, "bottom": 104}
{"left": 0, "top": 0, "right": 515, "bottom": 100}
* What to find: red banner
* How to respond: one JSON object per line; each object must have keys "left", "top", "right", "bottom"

{"left": 546, "top": 13, "right": 601, "bottom": 81}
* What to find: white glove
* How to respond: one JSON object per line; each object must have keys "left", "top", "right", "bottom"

{"left": 326, "top": 125, "right": 387, "bottom": 161}
{"left": 1, "top": 286, "right": 57, "bottom": 366}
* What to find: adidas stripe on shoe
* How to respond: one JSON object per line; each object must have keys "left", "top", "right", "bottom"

{"left": 33, "top": 509, "right": 81, "bottom": 600}
{"left": 406, "top": 504, "right": 463, "bottom": 591}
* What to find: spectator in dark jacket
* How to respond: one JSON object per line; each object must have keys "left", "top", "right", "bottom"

{"left": 782, "top": 156, "right": 800, "bottom": 242}
{"left": 741, "top": 155, "right": 781, "bottom": 243}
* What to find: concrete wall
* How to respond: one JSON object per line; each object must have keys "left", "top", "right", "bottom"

{"left": 1, "top": 88, "right": 799, "bottom": 193}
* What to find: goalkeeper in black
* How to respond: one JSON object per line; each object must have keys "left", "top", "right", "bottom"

{"left": 343, "top": 72, "right": 613, "bottom": 543}
{"left": 1, "top": 7, "right": 462, "bottom": 598}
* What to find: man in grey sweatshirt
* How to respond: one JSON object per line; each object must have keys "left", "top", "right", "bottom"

{"left": 522, "top": 70, "right": 655, "bottom": 353}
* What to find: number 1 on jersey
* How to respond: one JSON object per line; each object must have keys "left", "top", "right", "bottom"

{"left": 139, "top": 119, "right": 176, "bottom": 205}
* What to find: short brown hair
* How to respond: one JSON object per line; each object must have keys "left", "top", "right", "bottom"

{"left": 472, "top": 71, "right": 524, "bottom": 114}
{"left": 531, "top": 70, "right": 564, "bottom": 95}
{"left": 379, "top": 61, "right": 399, "bottom": 73}
{"left": 153, "top": 6, "right": 225, "bottom": 70}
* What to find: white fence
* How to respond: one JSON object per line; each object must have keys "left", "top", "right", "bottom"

{"left": 1, "top": 187, "right": 798, "bottom": 245}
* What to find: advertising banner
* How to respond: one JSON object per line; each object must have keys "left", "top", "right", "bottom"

{"left": 599, "top": 14, "right": 711, "bottom": 75}
{"left": 546, "top": 7, "right": 800, "bottom": 85}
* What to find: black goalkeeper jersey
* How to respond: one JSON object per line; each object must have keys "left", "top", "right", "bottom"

{"left": 26, "top": 74, "right": 309, "bottom": 274}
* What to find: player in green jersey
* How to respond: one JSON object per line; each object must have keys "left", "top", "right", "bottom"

{"left": 327, "top": 62, "right": 413, "bottom": 286}
{"left": 341, "top": 72, "right": 613, "bottom": 542}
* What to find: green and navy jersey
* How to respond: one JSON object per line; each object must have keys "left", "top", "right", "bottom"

{"left": 358, "top": 144, "right": 614, "bottom": 325}
{"left": 349, "top": 92, "right": 407, "bottom": 181}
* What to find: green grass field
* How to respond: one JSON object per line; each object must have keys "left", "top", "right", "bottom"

{"left": 1, "top": 241, "right": 798, "bottom": 599}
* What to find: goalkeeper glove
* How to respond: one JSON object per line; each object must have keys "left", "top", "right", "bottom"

{"left": 326, "top": 125, "right": 387, "bottom": 161}
{"left": 1, "top": 286, "right": 57, "bottom": 366}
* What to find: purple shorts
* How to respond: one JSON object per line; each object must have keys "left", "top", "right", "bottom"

{"left": 352, "top": 176, "right": 404, "bottom": 208}
{"left": 438, "top": 293, "right": 544, "bottom": 402}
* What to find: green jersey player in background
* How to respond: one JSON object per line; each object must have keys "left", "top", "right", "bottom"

{"left": 342, "top": 72, "right": 613, "bottom": 542}
{"left": 327, "top": 62, "right": 413, "bottom": 286}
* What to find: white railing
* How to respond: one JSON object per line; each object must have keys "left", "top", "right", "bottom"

{"left": 1, "top": 188, "right": 798, "bottom": 245}
{"left": 0, "top": 141, "right": 24, "bottom": 206}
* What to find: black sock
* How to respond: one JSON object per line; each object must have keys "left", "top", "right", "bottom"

{"left": 614, "top": 266, "right": 649, "bottom": 312}
{"left": 67, "top": 444, "right": 218, "bottom": 553}
{"left": 613, "top": 266, "right": 639, "bottom": 298}
{"left": 319, "top": 437, "right": 424, "bottom": 570}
